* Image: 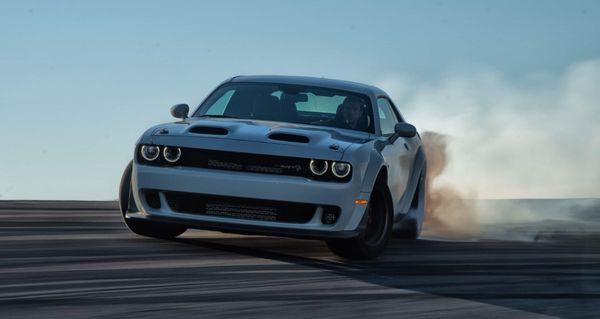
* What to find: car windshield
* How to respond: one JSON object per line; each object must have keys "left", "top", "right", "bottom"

{"left": 194, "top": 83, "right": 374, "bottom": 133}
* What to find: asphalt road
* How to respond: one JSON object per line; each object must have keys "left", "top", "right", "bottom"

{"left": 0, "top": 201, "right": 598, "bottom": 318}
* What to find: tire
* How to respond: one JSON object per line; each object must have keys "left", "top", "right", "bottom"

{"left": 394, "top": 218, "right": 420, "bottom": 240}
{"left": 326, "top": 183, "right": 392, "bottom": 260}
{"left": 119, "top": 161, "right": 187, "bottom": 239}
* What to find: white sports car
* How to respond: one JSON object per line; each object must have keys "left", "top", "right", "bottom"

{"left": 119, "top": 75, "right": 426, "bottom": 259}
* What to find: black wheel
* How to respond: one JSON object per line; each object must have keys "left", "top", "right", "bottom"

{"left": 326, "top": 183, "right": 392, "bottom": 259}
{"left": 119, "top": 161, "right": 187, "bottom": 239}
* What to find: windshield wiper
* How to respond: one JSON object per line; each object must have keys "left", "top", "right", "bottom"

{"left": 198, "top": 114, "right": 239, "bottom": 119}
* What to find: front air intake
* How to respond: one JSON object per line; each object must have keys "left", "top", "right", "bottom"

{"left": 189, "top": 126, "right": 229, "bottom": 135}
{"left": 163, "top": 191, "right": 320, "bottom": 223}
{"left": 144, "top": 190, "right": 161, "bottom": 209}
{"left": 268, "top": 133, "right": 310, "bottom": 143}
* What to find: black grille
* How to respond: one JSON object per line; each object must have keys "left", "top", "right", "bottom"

{"left": 136, "top": 146, "right": 351, "bottom": 182}
{"left": 183, "top": 148, "right": 308, "bottom": 177}
{"left": 163, "top": 191, "right": 320, "bottom": 223}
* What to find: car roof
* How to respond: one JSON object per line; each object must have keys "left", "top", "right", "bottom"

{"left": 228, "top": 75, "right": 388, "bottom": 97}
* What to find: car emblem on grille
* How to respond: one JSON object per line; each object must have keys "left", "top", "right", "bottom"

{"left": 279, "top": 164, "right": 302, "bottom": 172}
{"left": 207, "top": 159, "right": 243, "bottom": 170}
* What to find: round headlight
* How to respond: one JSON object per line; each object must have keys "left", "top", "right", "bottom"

{"left": 163, "top": 146, "right": 181, "bottom": 163}
{"left": 331, "top": 162, "right": 351, "bottom": 178}
{"left": 309, "top": 159, "right": 328, "bottom": 176}
{"left": 141, "top": 145, "right": 160, "bottom": 161}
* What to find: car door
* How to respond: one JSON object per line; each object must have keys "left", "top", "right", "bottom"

{"left": 377, "top": 97, "right": 416, "bottom": 215}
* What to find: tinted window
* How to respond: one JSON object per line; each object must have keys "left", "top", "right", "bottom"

{"left": 195, "top": 83, "right": 374, "bottom": 133}
{"left": 377, "top": 97, "right": 400, "bottom": 135}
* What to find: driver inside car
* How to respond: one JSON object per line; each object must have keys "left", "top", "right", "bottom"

{"left": 327, "top": 96, "right": 369, "bottom": 131}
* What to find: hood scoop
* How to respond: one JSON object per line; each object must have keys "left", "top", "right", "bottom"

{"left": 268, "top": 133, "right": 310, "bottom": 144}
{"left": 189, "top": 126, "right": 229, "bottom": 136}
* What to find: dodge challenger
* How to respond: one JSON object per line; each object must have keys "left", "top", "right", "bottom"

{"left": 119, "top": 75, "right": 426, "bottom": 259}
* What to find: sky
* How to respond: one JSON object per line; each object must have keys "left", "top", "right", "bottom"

{"left": 1, "top": 0, "right": 599, "bottom": 200}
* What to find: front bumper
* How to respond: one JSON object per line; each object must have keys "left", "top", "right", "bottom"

{"left": 129, "top": 163, "right": 370, "bottom": 239}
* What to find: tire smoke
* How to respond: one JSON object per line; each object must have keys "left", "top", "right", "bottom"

{"left": 378, "top": 59, "right": 600, "bottom": 199}
{"left": 377, "top": 59, "right": 600, "bottom": 239}
{"left": 421, "top": 131, "right": 478, "bottom": 238}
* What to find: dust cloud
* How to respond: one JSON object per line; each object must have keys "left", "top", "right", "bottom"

{"left": 376, "top": 59, "right": 600, "bottom": 239}
{"left": 421, "top": 131, "right": 478, "bottom": 238}
{"left": 378, "top": 59, "right": 600, "bottom": 199}
{"left": 419, "top": 130, "right": 600, "bottom": 241}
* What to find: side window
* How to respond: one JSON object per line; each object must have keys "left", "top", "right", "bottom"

{"left": 377, "top": 98, "right": 400, "bottom": 136}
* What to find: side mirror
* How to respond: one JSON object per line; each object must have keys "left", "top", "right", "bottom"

{"left": 170, "top": 104, "right": 189, "bottom": 120}
{"left": 394, "top": 123, "right": 416, "bottom": 138}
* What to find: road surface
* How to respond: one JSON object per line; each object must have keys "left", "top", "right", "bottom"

{"left": 0, "top": 201, "right": 598, "bottom": 318}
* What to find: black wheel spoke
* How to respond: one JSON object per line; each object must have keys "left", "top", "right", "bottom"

{"left": 364, "top": 190, "right": 387, "bottom": 246}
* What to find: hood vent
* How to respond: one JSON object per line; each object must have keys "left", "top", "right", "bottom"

{"left": 268, "top": 133, "right": 310, "bottom": 144}
{"left": 189, "top": 126, "right": 229, "bottom": 136}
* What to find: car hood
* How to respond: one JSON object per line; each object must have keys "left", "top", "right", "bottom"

{"left": 143, "top": 118, "right": 371, "bottom": 161}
